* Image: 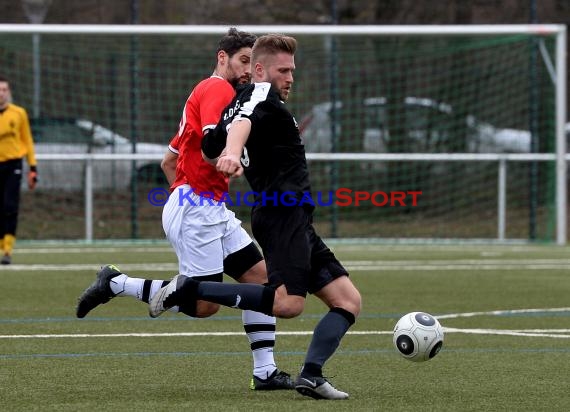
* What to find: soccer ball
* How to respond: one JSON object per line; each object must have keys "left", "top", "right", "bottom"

{"left": 393, "top": 311, "right": 444, "bottom": 362}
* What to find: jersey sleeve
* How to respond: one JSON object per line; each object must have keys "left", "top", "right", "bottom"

{"left": 234, "top": 83, "right": 273, "bottom": 123}
{"left": 168, "top": 134, "right": 180, "bottom": 154}
{"left": 20, "top": 108, "right": 37, "bottom": 167}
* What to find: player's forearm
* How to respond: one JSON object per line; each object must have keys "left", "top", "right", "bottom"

{"left": 23, "top": 128, "right": 37, "bottom": 166}
{"left": 225, "top": 119, "right": 251, "bottom": 157}
{"left": 26, "top": 152, "right": 37, "bottom": 168}
{"left": 25, "top": 139, "right": 37, "bottom": 167}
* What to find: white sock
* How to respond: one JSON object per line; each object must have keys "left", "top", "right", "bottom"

{"left": 110, "top": 275, "right": 171, "bottom": 305}
{"left": 109, "top": 274, "right": 130, "bottom": 296}
{"left": 109, "top": 274, "right": 181, "bottom": 314}
{"left": 242, "top": 310, "right": 278, "bottom": 379}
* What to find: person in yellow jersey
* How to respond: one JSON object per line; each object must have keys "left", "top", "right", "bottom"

{"left": 0, "top": 75, "right": 37, "bottom": 264}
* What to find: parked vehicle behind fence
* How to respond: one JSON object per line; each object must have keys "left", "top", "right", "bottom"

{"left": 298, "top": 96, "right": 541, "bottom": 155}
{"left": 30, "top": 118, "right": 168, "bottom": 191}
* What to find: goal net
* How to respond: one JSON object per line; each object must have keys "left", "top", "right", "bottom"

{"left": 0, "top": 25, "right": 565, "bottom": 242}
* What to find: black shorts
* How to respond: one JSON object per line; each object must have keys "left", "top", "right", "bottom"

{"left": 251, "top": 206, "right": 348, "bottom": 297}
{"left": 0, "top": 158, "right": 23, "bottom": 234}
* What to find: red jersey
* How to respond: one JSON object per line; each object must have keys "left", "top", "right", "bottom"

{"left": 169, "top": 76, "right": 235, "bottom": 200}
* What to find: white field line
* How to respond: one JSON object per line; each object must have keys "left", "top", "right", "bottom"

{"left": 3, "top": 328, "right": 570, "bottom": 339}
{"left": 0, "top": 263, "right": 180, "bottom": 272}
{"left": 13, "top": 247, "right": 174, "bottom": 254}
{"left": 436, "top": 307, "right": 570, "bottom": 319}
{"left": 12, "top": 244, "right": 565, "bottom": 254}
{"left": 3, "top": 309, "right": 570, "bottom": 339}
{"left": 3, "top": 259, "right": 570, "bottom": 272}
{"left": 443, "top": 328, "right": 570, "bottom": 339}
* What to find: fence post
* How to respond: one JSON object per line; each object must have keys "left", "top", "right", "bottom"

{"left": 84, "top": 157, "right": 93, "bottom": 242}
{"left": 498, "top": 157, "right": 507, "bottom": 241}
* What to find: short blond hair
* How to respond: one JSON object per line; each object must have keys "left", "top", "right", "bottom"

{"left": 252, "top": 34, "right": 297, "bottom": 63}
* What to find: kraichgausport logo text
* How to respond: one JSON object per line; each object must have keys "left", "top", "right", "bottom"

{"left": 147, "top": 187, "right": 421, "bottom": 207}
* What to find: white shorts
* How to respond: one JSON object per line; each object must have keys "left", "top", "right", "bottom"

{"left": 162, "top": 184, "right": 253, "bottom": 277}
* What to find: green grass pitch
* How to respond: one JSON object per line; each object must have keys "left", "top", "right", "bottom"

{"left": 2, "top": 242, "right": 570, "bottom": 411}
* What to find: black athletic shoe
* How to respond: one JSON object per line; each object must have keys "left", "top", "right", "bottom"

{"left": 76, "top": 264, "right": 122, "bottom": 318}
{"left": 250, "top": 369, "right": 295, "bottom": 390}
{"left": 1, "top": 254, "right": 11, "bottom": 265}
{"left": 294, "top": 374, "right": 349, "bottom": 400}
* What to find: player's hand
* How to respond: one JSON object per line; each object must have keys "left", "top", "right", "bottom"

{"left": 28, "top": 166, "right": 38, "bottom": 190}
{"left": 216, "top": 154, "right": 243, "bottom": 178}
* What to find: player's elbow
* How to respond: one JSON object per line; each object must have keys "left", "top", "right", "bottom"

{"left": 161, "top": 150, "right": 177, "bottom": 172}
{"left": 160, "top": 157, "right": 173, "bottom": 173}
{"left": 160, "top": 157, "right": 168, "bottom": 172}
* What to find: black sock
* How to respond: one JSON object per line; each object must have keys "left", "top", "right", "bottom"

{"left": 302, "top": 308, "right": 355, "bottom": 375}
{"left": 195, "top": 280, "right": 275, "bottom": 316}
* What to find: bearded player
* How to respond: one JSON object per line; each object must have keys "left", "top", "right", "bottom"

{"left": 76, "top": 28, "right": 293, "bottom": 391}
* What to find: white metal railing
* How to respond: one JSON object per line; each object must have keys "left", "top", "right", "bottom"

{"left": 35, "top": 153, "right": 567, "bottom": 244}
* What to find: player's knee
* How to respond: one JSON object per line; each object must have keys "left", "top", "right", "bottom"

{"left": 338, "top": 290, "right": 362, "bottom": 319}
{"left": 194, "top": 301, "right": 220, "bottom": 318}
{"left": 345, "top": 286, "right": 362, "bottom": 317}
{"left": 272, "top": 294, "right": 305, "bottom": 318}
{"left": 346, "top": 291, "right": 362, "bottom": 318}
{"left": 273, "top": 305, "right": 302, "bottom": 319}
{"left": 319, "top": 277, "right": 362, "bottom": 318}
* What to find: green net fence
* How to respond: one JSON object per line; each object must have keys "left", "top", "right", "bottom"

{"left": 0, "top": 28, "right": 559, "bottom": 241}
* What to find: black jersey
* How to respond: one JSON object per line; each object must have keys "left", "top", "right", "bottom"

{"left": 216, "top": 82, "right": 311, "bottom": 206}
